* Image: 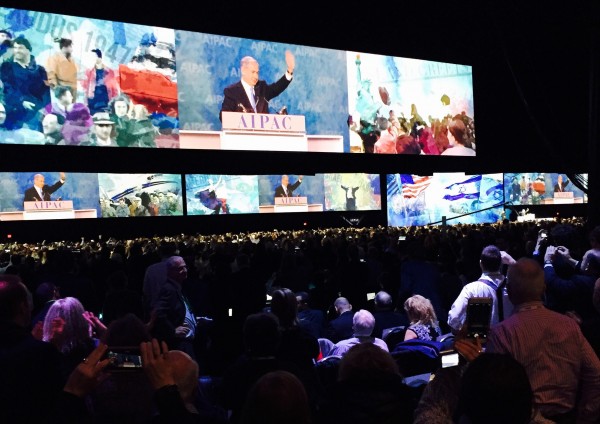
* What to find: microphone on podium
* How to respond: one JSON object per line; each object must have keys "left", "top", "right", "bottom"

{"left": 277, "top": 106, "right": 288, "bottom": 115}
{"left": 237, "top": 103, "right": 248, "bottom": 113}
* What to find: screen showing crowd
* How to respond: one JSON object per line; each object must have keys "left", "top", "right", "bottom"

{"left": 0, "top": 7, "right": 474, "bottom": 155}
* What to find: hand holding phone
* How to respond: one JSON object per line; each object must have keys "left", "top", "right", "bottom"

{"left": 466, "top": 297, "right": 492, "bottom": 340}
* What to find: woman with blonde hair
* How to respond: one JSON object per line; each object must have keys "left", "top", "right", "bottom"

{"left": 403, "top": 294, "right": 441, "bottom": 341}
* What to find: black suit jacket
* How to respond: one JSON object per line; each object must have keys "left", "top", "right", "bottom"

{"left": 326, "top": 310, "right": 355, "bottom": 343}
{"left": 23, "top": 180, "right": 64, "bottom": 202}
{"left": 553, "top": 179, "right": 570, "bottom": 193}
{"left": 274, "top": 179, "right": 302, "bottom": 198}
{"left": 220, "top": 74, "right": 292, "bottom": 120}
{"left": 152, "top": 278, "right": 189, "bottom": 346}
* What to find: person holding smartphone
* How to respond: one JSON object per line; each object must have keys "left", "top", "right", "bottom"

{"left": 447, "top": 245, "right": 516, "bottom": 334}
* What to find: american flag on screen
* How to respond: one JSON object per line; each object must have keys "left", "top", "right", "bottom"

{"left": 400, "top": 174, "right": 432, "bottom": 198}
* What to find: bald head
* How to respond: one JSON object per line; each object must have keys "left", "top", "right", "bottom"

{"left": 334, "top": 297, "right": 352, "bottom": 314}
{"left": 506, "top": 258, "right": 545, "bottom": 305}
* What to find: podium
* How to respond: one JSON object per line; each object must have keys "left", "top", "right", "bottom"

{"left": 553, "top": 192, "right": 574, "bottom": 204}
{"left": 0, "top": 201, "right": 98, "bottom": 221}
{"left": 23, "top": 201, "right": 76, "bottom": 220}
{"left": 259, "top": 197, "right": 324, "bottom": 213}
{"left": 274, "top": 196, "right": 308, "bottom": 213}
{"left": 179, "top": 112, "right": 344, "bottom": 152}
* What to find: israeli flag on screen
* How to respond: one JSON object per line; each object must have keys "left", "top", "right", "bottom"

{"left": 443, "top": 175, "right": 482, "bottom": 201}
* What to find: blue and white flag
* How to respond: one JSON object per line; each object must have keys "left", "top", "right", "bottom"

{"left": 443, "top": 175, "right": 482, "bottom": 201}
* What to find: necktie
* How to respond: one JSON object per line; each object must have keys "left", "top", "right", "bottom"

{"left": 250, "top": 88, "right": 257, "bottom": 112}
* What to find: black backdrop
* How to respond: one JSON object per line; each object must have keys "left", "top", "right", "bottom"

{"left": 0, "top": 0, "right": 597, "bottom": 241}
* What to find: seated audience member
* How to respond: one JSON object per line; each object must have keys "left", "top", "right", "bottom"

{"left": 487, "top": 258, "right": 600, "bottom": 423}
{"left": 403, "top": 294, "right": 442, "bottom": 341}
{"left": 318, "top": 343, "right": 415, "bottom": 424}
{"left": 31, "top": 281, "right": 59, "bottom": 326}
{"left": 371, "top": 290, "right": 408, "bottom": 339}
{"left": 240, "top": 370, "right": 311, "bottom": 424}
{"left": 328, "top": 309, "right": 388, "bottom": 357}
{"left": 295, "top": 290, "right": 326, "bottom": 339}
{"left": 42, "top": 296, "right": 99, "bottom": 380}
{"left": 269, "top": 288, "right": 321, "bottom": 413}
{"left": 325, "top": 296, "right": 355, "bottom": 343}
{"left": 414, "top": 353, "right": 544, "bottom": 424}
{"left": 0, "top": 278, "right": 63, "bottom": 424}
{"left": 218, "top": 312, "right": 304, "bottom": 424}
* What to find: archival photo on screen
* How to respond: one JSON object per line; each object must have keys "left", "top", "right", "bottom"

{"left": 504, "top": 173, "right": 588, "bottom": 205}
{"left": 347, "top": 52, "right": 475, "bottom": 156}
{"left": 322, "top": 173, "right": 381, "bottom": 211}
{"left": 98, "top": 173, "right": 183, "bottom": 217}
{"left": 0, "top": 171, "right": 100, "bottom": 221}
{"left": 387, "top": 173, "right": 503, "bottom": 227}
{"left": 185, "top": 174, "right": 259, "bottom": 216}
{"left": 0, "top": 7, "right": 178, "bottom": 148}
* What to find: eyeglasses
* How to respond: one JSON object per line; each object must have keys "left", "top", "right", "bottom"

{"left": 96, "top": 124, "right": 113, "bottom": 127}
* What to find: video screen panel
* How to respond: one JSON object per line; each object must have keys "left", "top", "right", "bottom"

{"left": 0, "top": 171, "right": 100, "bottom": 220}
{"left": 347, "top": 52, "right": 475, "bottom": 155}
{"left": 185, "top": 174, "right": 259, "bottom": 215}
{"left": 0, "top": 7, "right": 178, "bottom": 147}
{"left": 0, "top": 6, "right": 475, "bottom": 156}
{"left": 184, "top": 173, "right": 381, "bottom": 215}
{"left": 323, "top": 173, "right": 381, "bottom": 211}
{"left": 387, "top": 173, "right": 503, "bottom": 226}
{"left": 504, "top": 173, "right": 588, "bottom": 205}
{"left": 98, "top": 173, "right": 183, "bottom": 217}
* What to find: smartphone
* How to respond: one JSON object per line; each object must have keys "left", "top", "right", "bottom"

{"left": 466, "top": 297, "right": 493, "bottom": 340}
{"left": 440, "top": 350, "right": 460, "bottom": 368}
{"left": 366, "top": 292, "right": 376, "bottom": 301}
{"left": 106, "top": 346, "right": 143, "bottom": 371}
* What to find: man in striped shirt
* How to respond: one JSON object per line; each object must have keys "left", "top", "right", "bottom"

{"left": 487, "top": 258, "right": 600, "bottom": 423}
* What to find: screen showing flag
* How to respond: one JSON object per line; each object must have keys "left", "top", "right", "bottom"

{"left": 387, "top": 173, "right": 504, "bottom": 226}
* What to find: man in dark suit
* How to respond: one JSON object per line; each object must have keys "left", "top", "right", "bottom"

{"left": 554, "top": 174, "right": 571, "bottom": 193}
{"left": 220, "top": 50, "right": 295, "bottom": 120}
{"left": 152, "top": 255, "right": 197, "bottom": 360}
{"left": 341, "top": 185, "right": 359, "bottom": 210}
{"left": 274, "top": 174, "right": 303, "bottom": 198}
{"left": 23, "top": 172, "right": 66, "bottom": 202}
{"left": 371, "top": 290, "right": 409, "bottom": 339}
{"left": 325, "top": 297, "right": 355, "bottom": 343}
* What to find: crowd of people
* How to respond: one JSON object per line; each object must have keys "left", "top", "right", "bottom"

{"left": 0, "top": 30, "right": 177, "bottom": 147}
{"left": 1, "top": 216, "right": 600, "bottom": 423}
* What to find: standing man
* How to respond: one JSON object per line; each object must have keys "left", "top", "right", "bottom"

{"left": 220, "top": 50, "right": 295, "bottom": 119}
{"left": 487, "top": 258, "right": 600, "bottom": 423}
{"left": 447, "top": 245, "right": 515, "bottom": 333}
{"left": 554, "top": 174, "right": 571, "bottom": 193}
{"left": 274, "top": 174, "right": 303, "bottom": 198}
{"left": 46, "top": 38, "right": 78, "bottom": 100}
{"left": 0, "top": 36, "right": 51, "bottom": 130}
{"left": 152, "top": 256, "right": 197, "bottom": 360}
{"left": 23, "top": 172, "right": 66, "bottom": 202}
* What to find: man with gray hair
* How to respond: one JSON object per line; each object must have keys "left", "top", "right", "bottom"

{"left": 152, "top": 256, "right": 197, "bottom": 360}
{"left": 487, "top": 258, "right": 600, "bottom": 423}
{"left": 328, "top": 309, "right": 388, "bottom": 357}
